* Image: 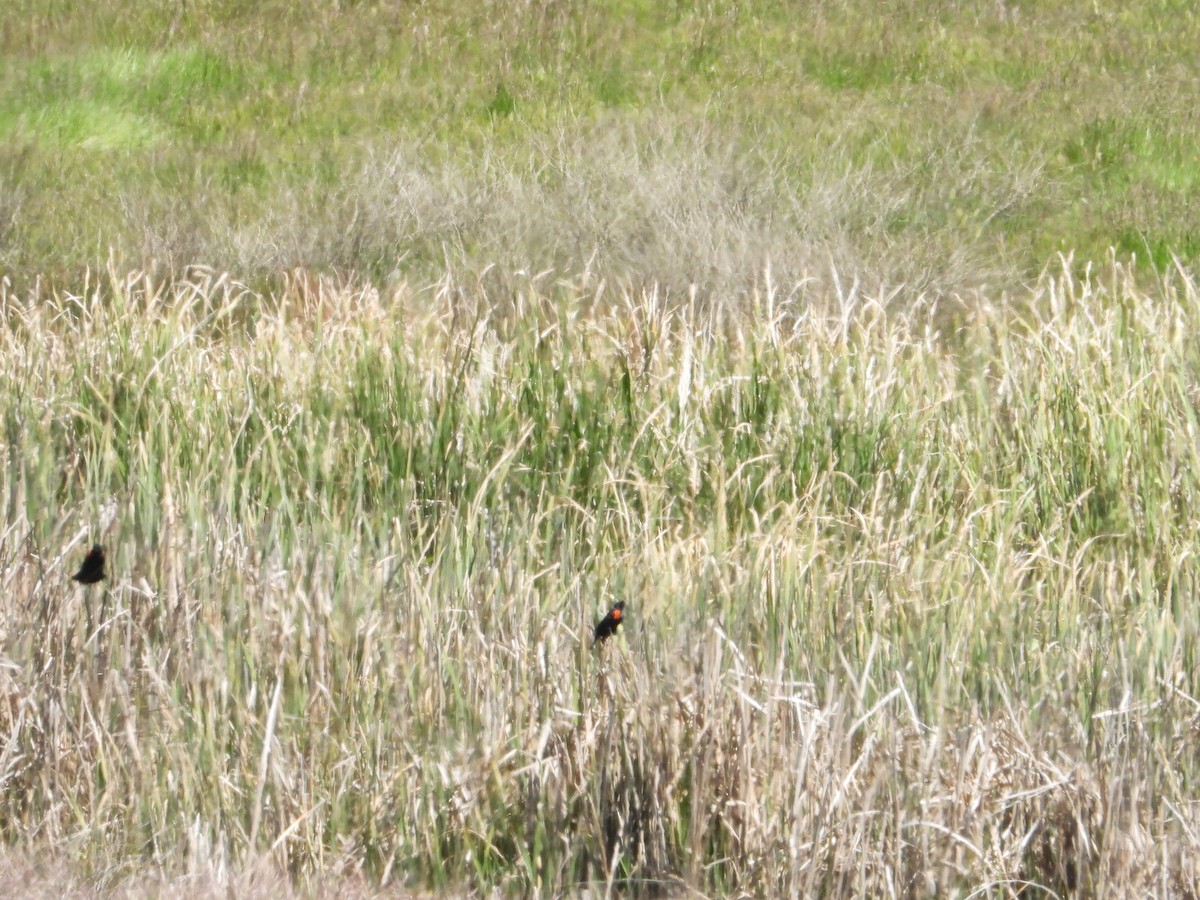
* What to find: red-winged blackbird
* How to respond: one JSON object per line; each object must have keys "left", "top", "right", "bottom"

{"left": 593, "top": 601, "right": 625, "bottom": 646}
{"left": 72, "top": 544, "right": 106, "bottom": 584}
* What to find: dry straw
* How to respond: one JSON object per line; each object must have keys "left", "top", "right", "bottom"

{"left": 0, "top": 256, "right": 1197, "bottom": 896}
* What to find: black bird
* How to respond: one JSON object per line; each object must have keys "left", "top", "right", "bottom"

{"left": 72, "top": 544, "right": 106, "bottom": 584}
{"left": 593, "top": 601, "right": 625, "bottom": 646}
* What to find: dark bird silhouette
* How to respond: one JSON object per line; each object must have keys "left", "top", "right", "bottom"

{"left": 72, "top": 544, "right": 106, "bottom": 584}
{"left": 593, "top": 601, "right": 625, "bottom": 646}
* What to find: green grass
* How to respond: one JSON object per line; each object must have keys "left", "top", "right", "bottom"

{"left": 1, "top": 259, "right": 1199, "bottom": 894}
{"left": 2, "top": 1, "right": 1200, "bottom": 290}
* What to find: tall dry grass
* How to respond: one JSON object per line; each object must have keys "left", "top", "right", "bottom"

{"left": 0, "top": 258, "right": 1198, "bottom": 896}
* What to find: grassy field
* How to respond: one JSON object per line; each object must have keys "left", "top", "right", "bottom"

{"left": 2, "top": 1, "right": 1200, "bottom": 293}
{"left": 0, "top": 261, "right": 1199, "bottom": 896}
{"left": 4, "top": 0, "right": 1200, "bottom": 897}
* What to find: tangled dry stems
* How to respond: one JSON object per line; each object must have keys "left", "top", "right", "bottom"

{"left": 0, "top": 259, "right": 1198, "bottom": 896}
